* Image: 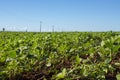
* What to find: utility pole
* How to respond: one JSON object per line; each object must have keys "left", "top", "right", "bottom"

{"left": 26, "top": 26, "right": 28, "bottom": 32}
{"left": 52, "top": 25, "right": 54, "bottom": 32}
{"left": 40, "top": 21, "right": 42, "bottom": 32}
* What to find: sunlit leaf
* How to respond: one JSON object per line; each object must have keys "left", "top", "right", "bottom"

{"left": 116, "top": 74, "right": 120, "bottom": 80}
{"left": 56, "top": 68, "right": 66, "bottom": 79}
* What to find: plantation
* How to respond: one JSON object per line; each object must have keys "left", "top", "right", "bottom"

{"left": 0, "top": 32, "right": 120, "bottom": 80}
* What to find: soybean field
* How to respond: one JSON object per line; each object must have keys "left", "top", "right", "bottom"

{"left": 0, "top": 32, "right": 120, "bottom": 80}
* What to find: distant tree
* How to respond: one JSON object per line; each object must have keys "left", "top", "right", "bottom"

{"left": 3, "top": 28, "right": 5, "bottom": 32}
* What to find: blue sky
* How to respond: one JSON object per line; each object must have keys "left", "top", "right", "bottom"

{"left": 0, "top": 0, "right": 120, "bottom": 32}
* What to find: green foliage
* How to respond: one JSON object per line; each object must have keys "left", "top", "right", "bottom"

{"left": 56, "top": 68, "right": 66, "bottom": 79}
{"left": 116, "top": 74, "right": 120, "bottom": 80}
{"left": 0, "top": 32, "right": 120, "bottom": 79}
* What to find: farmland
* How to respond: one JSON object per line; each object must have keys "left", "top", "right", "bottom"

{"left": 0, "top": 32, "right": 120, "bottom": 80}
